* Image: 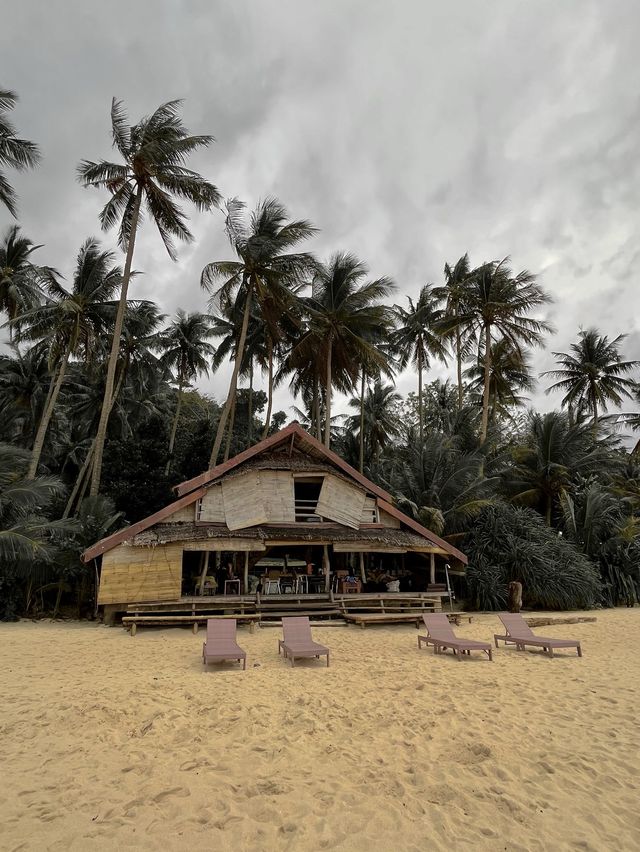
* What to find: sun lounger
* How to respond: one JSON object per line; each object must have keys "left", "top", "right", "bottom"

{"left": 418, "top": 613, "right": 493, "bottom": 661}
{"left": 494, "top": 613, "right": 582, "bottom": 657}
{"left": 202, "top": 618, "right": 246, "bottom": 669}
{"left": 278, "top": 616, "right": 330, "bottom": 667}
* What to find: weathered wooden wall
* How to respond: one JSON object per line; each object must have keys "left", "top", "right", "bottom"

{"left": 260, "top": 470, "right": 295, "bottom": 523}
{"left": 316, "top": 474, "right": 367, "bottom": 529}
{"left": 222, "top": 471, "right": 268, "bottom": 530}
{"left": 164, "top": 503, "right": 195, "bottom": 523}
{"left": 198, "top": 485, "right": 225, "bottom": 522}
{"left": 98, "top": 544, "right": 182, "bottom": 604}
{"left": 379, "top": 508, "right": 401, "bottom": 529}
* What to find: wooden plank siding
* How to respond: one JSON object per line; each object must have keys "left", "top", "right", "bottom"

{"left": 98, "top": 544, "right": 182, "bottom": 605}
{"left": 164, "top": 503, "right": 195, "bottom": 523}
{"left": 221, "top": 471, "right": 268, "bottom": 530}
{"left": 183, "top": 539, "right": 265, "bottom": 552}
{"left": 379, "top": 508, "right": 401, "bottom": 528}
{"left": 260, "top": 470, "right": 295, "bottom": 523}
{"left": 198, "top": 484, "right": 225, "bottom": 523}
{"left": 316, "top": 475, "right": 367, "bottom": 529}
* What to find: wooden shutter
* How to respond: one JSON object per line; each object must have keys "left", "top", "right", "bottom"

{"left": 98, "top": 544, "right": 182, "bottom": 604}
{"left": 222, "top": 471, "right": 268, "bottom": 530}
{"left": 316, "top": 475, "right": 367, "bottom": 529}
{"left": 260, "top": 470, "right": 295, "bottom": 523}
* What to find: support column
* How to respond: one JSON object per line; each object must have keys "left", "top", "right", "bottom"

{"left": 323, "top": 545, "right": 330, "bottom": 592}
{"left": 243, "top": 551, "right": 249, "bottom": 595}
{"left": 429, "top": 552, "right": 436, "bottom": 586}
{"left": 359, "top": 552, "right": 366, "bottom": 584}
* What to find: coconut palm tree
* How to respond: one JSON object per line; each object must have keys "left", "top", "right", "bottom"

{"left": 15, "top": 239, "right": 122, "bottom": 478}
{"left": 390, "top": 284, "right": 447, "bottom": 445}
{"left": 0, "top": 89, "right": 40, "bottom": 217}
{"left": 295, "top": 252, "right": 394, "bottom": 449}
{"left": 160, "top": 310, "right": 216, "bottom": 474}
{"left": 78, "top": 98, "right": 220, "bottom": 496}
{"left": 0, "top": 226, "right": 57, "bottom": 337}
{"left": 347, "top": 379, "right": 401, "bottom": 466}
{"left": 201, "top": 197, "right": 316, "bottom": 465}
{"left": 0, "top": 344, "right": 51, "bottom": 445}
{"left": 441, "top": 258, "right": 552, "bottom": 444}
{"left": 433, "top": 254, "right": 474, "bottom": 410}
{"left": 542, "top": 328, "right": 639, "bottom": 431}
{"left": 464, "top": 336, "right": 535, "bottom": 426}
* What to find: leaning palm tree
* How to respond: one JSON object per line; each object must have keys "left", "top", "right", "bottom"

{"left": 390, "top": 284, "right": 447, "bottom": 445}
{"left": 464, "top": 336, "right": 535, "bottom": 426}
{"left": 201, "top": 197, "right": 316, "bottom": 466}
{"left": 78, "top": 98, "right": 220, "bottom": 496}
{"left": 542, "top": 328, "right": 639, "bottom": 431}
{"left": 441, "top": 258, "right": 552, "bottom": 444}
{"left": 0, "top": 225, "right": 56, "bottom": 337}
{"left": 433, "top": 254, "right": 474, "bottom": 410}
{"left": 0, "top": 89, "right": 40, "bottom": 217}
{"left": 160, "top": 310, "right": 216, "bottom": 474}
{"left": 15, "top": 239, "right": 122, "bottom": 478}
{"left": 295, "top": 252, "right": 394, "bottom": 449}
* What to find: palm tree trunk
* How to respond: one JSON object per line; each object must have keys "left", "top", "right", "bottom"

{"left": 417, "top": 346, "right": 423, "bottom": 446}
{"left": 223, "top": 391, "right": 237, "bottom": 462}
{"left": 311, "top": 374, "right": 319, "bottom": 438}
{"left": 359, "top": 369, "right": 365, "bottom": 473}
{"left": 209, "top": 274, "right": 253, "bottom": 467}
{"left": 324, "top": 338, "right": 333, "bottom": 449}
{"left": 27, "top": 347, "right": 71, "bottom": 479}
{"left": 590, "top": 381, "right": 598, "bottom": 436}
{"left": 456, "top": 325, "right": 463, "bottom": 410}
{"left": 546, "top": 494, "right": 552, "bottom": 526}
{"left": 261, "top": 339, "right": 274, "bottom": 440}
{"left": 247, "top": 358, "right": 253, "bottom": 446}
{"left": 90, "top": 184, "right": 143, "bottom": 496}
{"left": 63, "top": 442, "right": 94, "bottom": 518}
{"left": 480, "top": 324, "right": 492, "bottom": 445}
{"left": 315, "top": 374, "right": 322, "bottom": 440}
{"left": 165, "top": 379, "right": 184, "bottom": 475}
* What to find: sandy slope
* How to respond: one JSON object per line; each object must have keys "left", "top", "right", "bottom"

{"left": 1, "top": 610, "right": 639, "bottom": 851}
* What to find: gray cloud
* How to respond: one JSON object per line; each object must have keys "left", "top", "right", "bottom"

{"left": 3, "top": 0, "right": 640, "bottom": 423}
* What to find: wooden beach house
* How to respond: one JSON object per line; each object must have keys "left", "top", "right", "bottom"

{"left": 83, "top": 423, "right": 467, "bottom": 625}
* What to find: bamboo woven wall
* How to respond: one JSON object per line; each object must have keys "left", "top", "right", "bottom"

{"left": 164, "top": 503, "right": 195, "bottom": 523}
{"left": 316, "top": 474, "right": 367, "bottom": 529}
{"left": 199, "top": 485, "right": 225, "bottom": 522}
{"left": 98, "top": 544, "right": 182, "bottom": 604}
{"left": 379, "top": 508, "right": 401, "bottom": 528}
{"left": 260, "top": 470, "right": 295, "bottom": 523}
{"left": 221, "top": 470, "right": 268, "bottom": 530}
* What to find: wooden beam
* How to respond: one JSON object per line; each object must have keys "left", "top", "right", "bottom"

{"left": 430, "top": 552, "right": 436, "bottom": 585}
{"left": 323, "top": 545, "right": 330, "bottom": 592}
{"left": 243, "top": 552, "right": 249, "bottom": 594}
{"left": 183, "top": 540, "right": 265, "bottom": 552}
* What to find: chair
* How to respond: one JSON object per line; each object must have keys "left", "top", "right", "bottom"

{"left": 494, "top": 613, "right": 582, "bottom": 657}
{"left": 263, "top": 578, "right": 281, "bottom": 594}
{"left": 278, "top": 616, "right": 330, "bottom": 667}
{"left": 224, "top": 579, "right": 241, "bottom": 595}
{"left": 202, "top": 619, "right": 246, "bottom": 669}
{"left": 295, "top": 575, "right": 308, "bottom": 594}
{"left": 418, "top": 613, "right": 493, "bottom": 661}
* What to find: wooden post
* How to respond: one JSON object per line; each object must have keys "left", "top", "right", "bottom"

{"left": 323, "top": 545, "right": 330, "bottom": 592}
{"left": 429, "top": 552, "right": 436, "bottom": 586}
{"left": 359, "top": 552, "right": 366, "bottom": 584}
{"left": 243, "top": 552, "right": 249, "bottom": 595}
{"left": 197, "top": 552, "right": 211, "bottom": 596}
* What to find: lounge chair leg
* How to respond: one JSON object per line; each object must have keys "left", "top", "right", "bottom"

{"left": 577, "top": 646, "right": 582, "bottom": 657}
{"left": 488, "top": 649, "right": 493, "bottom": 661}
{"left": 327, "top": 654, "right": 330, "bottom": 667}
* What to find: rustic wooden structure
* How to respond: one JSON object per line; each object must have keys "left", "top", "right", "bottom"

{"left": 83, "top": 423, "right": 467, "bottom": 618}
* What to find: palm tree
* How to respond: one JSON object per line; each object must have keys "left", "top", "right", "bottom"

{"left": 0, "top": 89, "right": 40, "bottom": 217}
{"left": 201, "top": 197, "right": 316, "bottom": 466}
{"left": 390, "top": 284, "right": 447, "bottom": 445}
{"left": 434, "top": 254, "right": 473, "bottom": 410}
{"left": 0, "top": 226, "right": 56, "bottom": 338}
{"left": 347, "top": 379, "right": 401, "bottom": 466}
{"left": 542, "top": 329, "right": 639, "bottom": 430}
{"left": 296, "top": 252, "right": 394, "bottom": 448}
{"left": 464, "top": 337, "right": 535, "bottom": 426}
{"left": 0, "top": 344, "right": 51, "bottom": 445}
{"left": 160, "top": 310, "right": 216, "bottom": 474}
{"left": 16, "top": 239, "right": 122, "bottom": 478}
{"left": 441, "top": 258, "right": 552, "bottom": 444}
{"left": 78, "top": 98, "right": 220, "bottom": 496}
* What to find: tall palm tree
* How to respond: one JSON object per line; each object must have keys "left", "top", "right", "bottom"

{"left": 0, "top": 89, "right": 40, "bottom": 217}
{"left": 347, "top": 379, "right": 401, "bottom": 465}
{"left": 294, "top": 252, "right": 394, "bottom": 449}
{"left": 201, "top": 197, "right": 316, "bottom": 466}
{"left": 16, "top": 240, "right": 122, "bottom": 478}
{"left": 160, "top": 310, "right": 216, "bottom": 474}
{"left": 0, "top": 344, "right": 51, "bottom": 445}
{"left": 78, "top": 98, "right": 220, "bottom": 496}
{"left": 464, "top": 337, "right": 535, "bottom": 426}
{"left": 390, "top": 284, "right": 447, "bottom": 445}
{"left": 441, "top": 258, "right": 552, "bottom": 444}
{"left": 542, "top": 329, "right": 639, "bottom": 431}
{"left": 0, "top": 226, "right": 56, "bottom": 337}
{"left": 434, "top": 254, "right": 473, "bottom": 410}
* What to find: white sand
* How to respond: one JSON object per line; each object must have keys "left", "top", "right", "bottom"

{"left": 1, "top": 610, "right": 639, "bottom": 851}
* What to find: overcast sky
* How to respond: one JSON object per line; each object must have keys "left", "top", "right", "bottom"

{"left": 4, "top": 0, "right": 640, "bottom": 425}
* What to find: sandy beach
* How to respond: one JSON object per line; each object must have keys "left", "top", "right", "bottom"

{"left": 1, "top": 610, "right": 639, "bottom": 851}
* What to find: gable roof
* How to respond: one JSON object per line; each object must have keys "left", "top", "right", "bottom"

{"left": 82, "top": 422, "right": 467, "bottom": 564}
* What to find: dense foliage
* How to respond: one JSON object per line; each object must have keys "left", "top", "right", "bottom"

{"left": 2, "top": 91, "right": 640, "bottom": 617}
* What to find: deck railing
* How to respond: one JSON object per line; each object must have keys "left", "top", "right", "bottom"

{"left": 294, "top": 498, "right": 323, "bottom": 522}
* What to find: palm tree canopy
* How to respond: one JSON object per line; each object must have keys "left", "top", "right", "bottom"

{"left": 347, "top": 379, "right": 401, "bottom": 458}
{"left": 465, "top": 337, "right": 535, "bottom": 414}
{"left": 78, "top": 98, "right": 221, "bottom": 259}
{"left": 390, "top": 283, "right": 448, "bottom": 372}
{"left": 543, "top": 328, "right": 639, "bottom": 419}
{"left": 160, "top": 310, "right": 216, "bottom": 384}
{"left": 0, "top": 89, "right": 41, "bottom": 217}
{"left": 0, "top": 225, "right": 57, "bottom": 327}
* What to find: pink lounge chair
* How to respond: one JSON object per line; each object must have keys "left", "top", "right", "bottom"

{"left": 418, "top": 613, "right": 493, "bottom": 661}
{"left": 202, "top": 619, "right": 246, "bottom": 669}
{"left": 494, "top": 613, "right": 582, "bottom": 657}
{"left": 278, "top": 616, "right": 330, "bottom": 667}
